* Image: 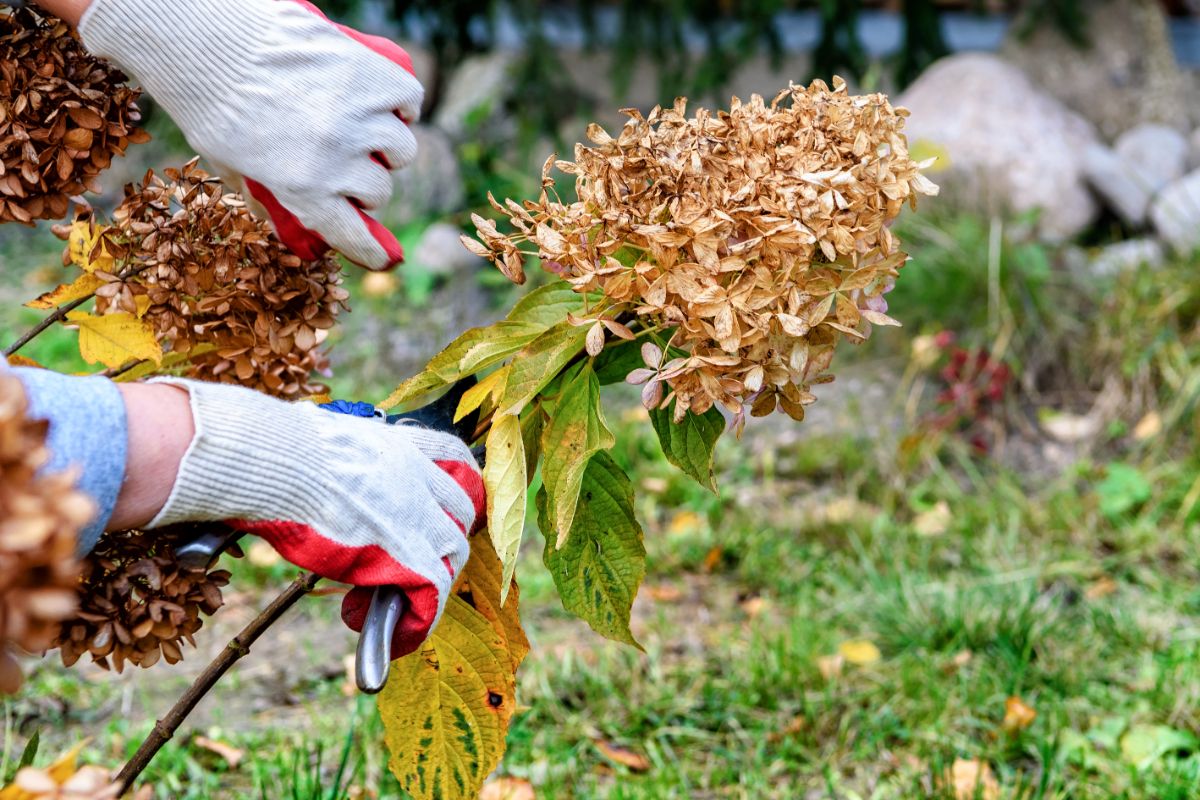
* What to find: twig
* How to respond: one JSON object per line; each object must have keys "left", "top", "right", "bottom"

{"left": 114, "top": 571, "right": 322, "bottom": 793}
{"left": 3, "top": 294, "right": 94, "bottom": 357}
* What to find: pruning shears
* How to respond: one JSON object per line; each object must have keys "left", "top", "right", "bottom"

{"left": 174, "top": 377, "right": 481, "bottom": 695}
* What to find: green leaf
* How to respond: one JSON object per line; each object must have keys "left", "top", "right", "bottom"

{"left": 16, "top": 730, "right": 39, "bottom": 772}
{"left": 540, "top": 364, "right": 614, "bottom": 547}
{"left": 506, "top": 280, "right": 587, "bottom": 328}
{"left": 649, "top": 405, "right": 725, "bottom": 491}
{"left": 539, "top": 453, "right": 646, "bottom": 648}
{"left": 497, "top": 322, "right": 589, "bottom": 416}
{"left": 593, "top": 339, "right": 646, "bottom": 385}
{"left": 381, "top": 321, "right": 544, "bottom": 410}
{"left": 483, "top": 413, "right": 527, "bottom": 602}
{"left": 1096, "top": 463, "right": 1151, "bottom": 519}
{"left": 520, "top": 405, "right": 546, "bottom": 484}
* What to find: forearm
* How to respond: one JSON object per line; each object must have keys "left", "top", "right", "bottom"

{"left": 9, "top": 366, "right": 190, "bottom": 546}
{"left": 110, "top": 383, "right": 192, "bottom": 530}
{"left": 31, "top": 0, "right": 91, "bottom": 25}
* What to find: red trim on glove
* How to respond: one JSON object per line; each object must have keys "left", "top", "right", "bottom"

{"left": 282, "top": 0, "right": 416, "bottom": 79}
{"left": 231, "top": 517, "right": 441, "bottom": 657}
{"left": 435, "top": 458, "right": 487, "bottom": 534}
{"left": 243, "top": 177, "right": 329, "bottom": 261}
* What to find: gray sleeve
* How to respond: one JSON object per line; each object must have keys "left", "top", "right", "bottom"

{"left": 9, "top": 365, "right": 128, "bottom": 553}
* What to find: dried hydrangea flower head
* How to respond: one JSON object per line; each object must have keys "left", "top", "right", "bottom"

{"left": 0, "top": 7, "right": 147, "bottom": 224}
{"left": 467, "top": 78, "right": 938, "bottom": 423}
{"left": 0, "top": 372, "right": 94, "bottom": 693}
{"left": 57, "top": 159, "right": 349, "bottom": 397}
{"left": 52, "top": 527, "right": 236, "bottom": 672}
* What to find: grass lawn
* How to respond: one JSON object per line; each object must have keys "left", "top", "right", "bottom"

{"left": 4, "top": 195, "right": 1200, "bottom": 798}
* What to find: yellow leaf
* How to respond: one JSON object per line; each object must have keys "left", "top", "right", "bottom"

{"left": 1, "top": 743, "right": 87, "bottom": 799}
{"left": 25, "top": 273, "right": 103, "bottom": 310}
{"left": 66, "top": 221, "right": 113, "bottom": 273}
{"left": 111, "top": 344, "right": 215, "bottom": 383}
{"left": 66, "top": 311, "right": 162, "bottom": 370}
{"left": 457, "top": 533, "right": 530, "bottom": 671}
{"left": 379, "top": 535, "right": 528, "bottom": 800}
{"left": 1002, "top": 696, "right": 1037, "bottom": 734}
{"left": 909, "top": 139, "right": 951, "bottom": 174}
{"left": 837, "top": 639, "right": 881, "bottom": 665}
{"left": 134, "top": 294, "right": 151, "bottom": 318}
{"left": 456, "top": 366, "right": 508, "bottom": 423}
{"left": 483, "top": 414, "right": 527, "bottom": 603}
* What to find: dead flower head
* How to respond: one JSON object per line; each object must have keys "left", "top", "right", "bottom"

{"left": 52, "top": 526, "right": 238, "bottom": 673}
{"left": 56, "top": 159, "right": 349, "bottom": 397}
{"left": 0, "top": 372, "right": 93, "bottom": 694}
{"left": 0, "top": 7, "right": 147, "bottom": 224}
{"left": 467, "top": 78, "right": 938, "bottom": 422}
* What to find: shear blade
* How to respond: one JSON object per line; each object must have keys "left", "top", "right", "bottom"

{"left": 355, "top": 586, "right": 406, "bottom": 694}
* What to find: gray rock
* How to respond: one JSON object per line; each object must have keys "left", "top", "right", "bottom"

{"left": 383, "top": 124, "right": 465, "bottom": 226}
{"left": 1002, "top": 0, "right": 1197, "bottom": 140}
{"left": 410, "top": 222, "right": 486, "bottom": 277}
{"left": 1150, "top": 169, "right": 1200, "bottom": 253}
{"left": 397, "top": 40, "right": 437, "bottom": 118}
{"left": 433, "top": 51, "right": 519, "bottom": 141}
{"left": 1114, "top": 124, "right": 1189, "bottom": 193}
{"left": 1189, "top": 128, "right": 1200, "bottom": 172}
{"left": 1090, "top": 238, "right": 1165, "bottom": 276}
{"left": 897, "top": 53, "right": 1100, "bottom": 240}
{"left": 1083, "top": 144, "right": 1153, "bottom": 227}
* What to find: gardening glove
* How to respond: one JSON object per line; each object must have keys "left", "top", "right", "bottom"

{"left": 77, "top": 0, "right": 422, "bottom": 270}
{"left": 145, "top": 378, "right": 485, "bottom": 658}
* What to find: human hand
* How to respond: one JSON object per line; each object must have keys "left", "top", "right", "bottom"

{"left": 77, "top": 0, "right": 422, "bottom": 270}
{"left": 144, "top": 379, "right": 484, "bottom": 657}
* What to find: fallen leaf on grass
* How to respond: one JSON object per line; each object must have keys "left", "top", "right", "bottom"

{"left": 942, "top": 650, "right": 973, "bottom": 674}
{"left": 1132, "top": 411, "right": 1161, "bottom": 441}
{"left": 193, "top": 737, "right": 243, "bottom": 769}
{"left": 592, "top": 739, "right": 651, "bottom": 772}
{"left": 838, "top": 639, "right": 881, "bottom": 665}
{"left": 1084, "top": 576, "right": 1117, "bottom": 600}
{"left": 701, "top": 546, "right": 723, "bottom": 572}
{"left": 361, "top": 271, "right": 398, "bottom": 298}
{"left": 913, "top": 500, "right": 951, "bottom": 537}
{"left": 645, "top": 584, "right": 684, "bottom": 602}
{"left": 480, "top": 777, "right": 536, "bottom": 800}
{"left": 741, "top": 596, "right": 769, "bottom": 618}
{"left": 1002, "top": 696, "right": 1037, "bottom": 734}
{"left": 668, "top": 510, "right": 703, "bottom": 535}
{"left": 246, "top": 540, "right": 282, "bottom": 568}
{"left": 767, "top": 715, "right": 806, "bottom": 743}
{"left": 943, "top": 758, "right": 999, "bottom": 800}
{"left": 816, "top": 654, "right": 844, "bottom": 680}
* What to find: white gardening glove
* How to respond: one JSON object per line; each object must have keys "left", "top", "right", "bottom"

{"left": 78, "top": 0, "right": 423, "bottom": 270}
{"left": 147, "top": 378, "right": 484, "bottom": 656}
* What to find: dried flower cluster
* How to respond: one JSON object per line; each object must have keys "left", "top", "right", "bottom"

{"left": 0, "top": 7, "right": 147, "bottom": 224}
{"left": 52, "top": 527, "right": 237, "bottom": 672}
{"left": 61, "top": 159, "right": 348, "bottom": 396}
{"left": 0, "top": 373, "right": 93, "bottom": 693}
{"left": 467, "top": 79, "right": 938, "bottom": 421}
